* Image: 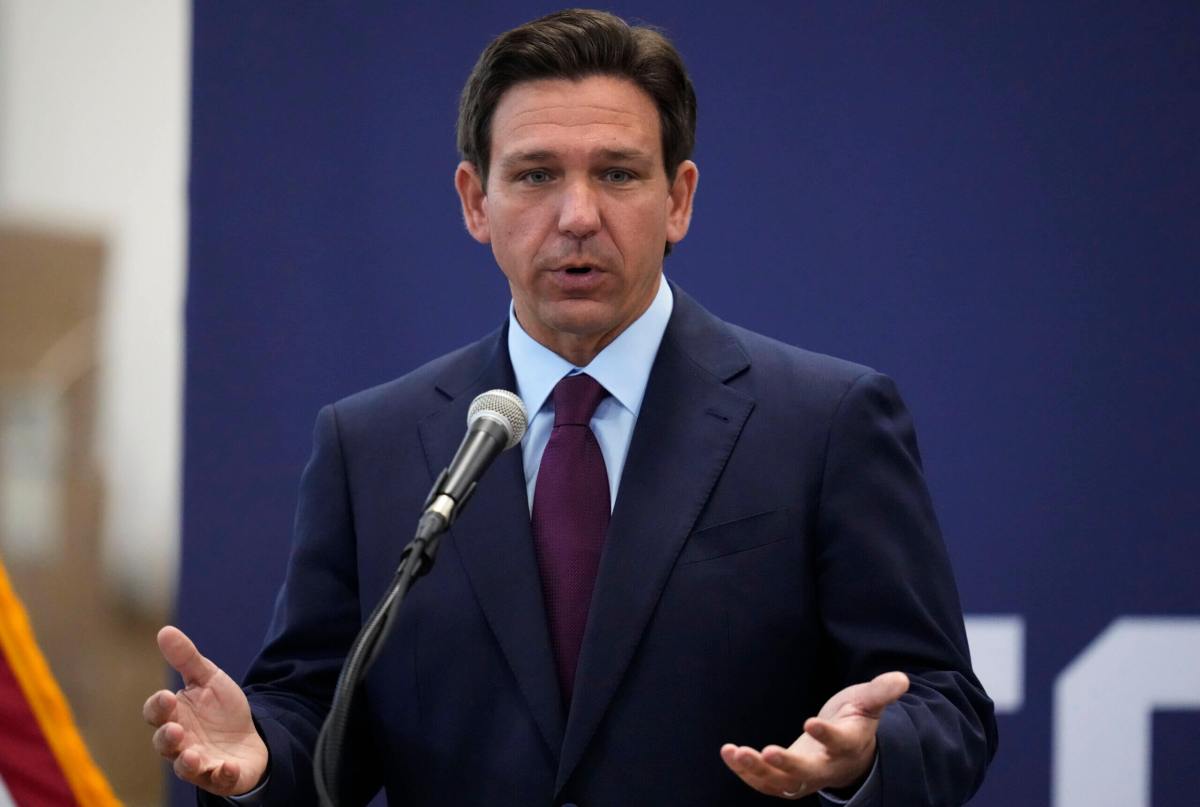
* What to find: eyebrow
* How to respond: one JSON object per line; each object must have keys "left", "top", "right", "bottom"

{"left": 498, "top": 150, "right": 556, "bottom": 171}
{"left": 497, "top": 148, "right": 655, "bottom": 172}
{"left": 596, "top": 148, "right": 653, "bottom": 164}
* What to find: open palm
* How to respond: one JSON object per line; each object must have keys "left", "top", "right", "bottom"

{"left": 143, "top": 626, "right": 269, "bottom": 797}
{"left": 721, "top": 671, "right": 909, "bottom": 800}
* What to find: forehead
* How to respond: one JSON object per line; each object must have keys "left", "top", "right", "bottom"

{"left": 489, "top": 75, "right": 661, "bottom": 160}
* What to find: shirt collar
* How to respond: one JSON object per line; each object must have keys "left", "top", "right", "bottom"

{"left": 507, "top": 275, "right": 674, "bottom": 418}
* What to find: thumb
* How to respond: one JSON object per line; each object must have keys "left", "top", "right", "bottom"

{"left": 855, "top": 671, "right": 909, "bottom": 716}
{"left": 158, "top": 626, "right": 219, "bottom": 687}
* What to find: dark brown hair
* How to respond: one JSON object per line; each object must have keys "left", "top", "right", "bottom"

{"left": 456, "top": 9, "right": 697, "bottom": 185}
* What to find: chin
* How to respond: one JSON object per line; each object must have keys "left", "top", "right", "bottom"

{"left": 541, "top": 300, "right": 615, "bottom": 331}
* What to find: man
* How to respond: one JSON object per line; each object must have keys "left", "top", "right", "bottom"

{"left": 145, "top": 10, "right": 996, "bottom": 805}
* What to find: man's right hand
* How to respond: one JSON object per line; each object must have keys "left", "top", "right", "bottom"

{"left": 143, "top": 626, "right": 269, "bottom": 797}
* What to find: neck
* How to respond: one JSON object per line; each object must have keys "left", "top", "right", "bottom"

{"left": 534, "top": 327, "right": 620, "bottom": 367}
{"left": 516, "top": 277, "right": 662, "bottom": 367}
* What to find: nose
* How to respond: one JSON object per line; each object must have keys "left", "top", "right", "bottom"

{"left": 557, "top": 178, "right": 600, "bottom": 240}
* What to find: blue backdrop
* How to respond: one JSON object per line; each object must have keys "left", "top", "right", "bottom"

{"left": 179, "top": 3, "right": 1199, "bottom": 804}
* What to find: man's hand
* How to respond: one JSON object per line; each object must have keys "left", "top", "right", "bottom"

{"left": 143, "top": 626, "right": 269, "bottom": 797}
{"left": 720, "top": 671, "right": 909, "bottom": 801}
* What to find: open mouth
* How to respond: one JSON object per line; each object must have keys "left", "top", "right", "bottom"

{"left": 550, "top": 265, "right": 604, "bottom": 289}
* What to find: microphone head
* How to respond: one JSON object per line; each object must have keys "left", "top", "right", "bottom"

{"left": 467, "top": 389, "right": 528, "bottom": 450}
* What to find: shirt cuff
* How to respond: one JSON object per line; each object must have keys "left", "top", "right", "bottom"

{"left": 224, "top": 776, "right": 269, "bottom": 805}
{"left": 818, "top": 753, "right": 880, "bottom": 806}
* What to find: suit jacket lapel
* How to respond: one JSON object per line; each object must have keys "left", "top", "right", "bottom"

{"left": 418, "top": 326, "right": 566, "bottom": 761}
{"left": 556, "top": 286, "right": 755, "bottom": 792}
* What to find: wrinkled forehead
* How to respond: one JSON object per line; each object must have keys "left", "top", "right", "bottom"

{"left": 489, "top": 76, "right": 662, "bottom": 161}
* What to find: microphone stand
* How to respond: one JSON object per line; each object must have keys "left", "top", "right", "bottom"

{"left": 312, "top": 476, "right": 459, "bottom": 807}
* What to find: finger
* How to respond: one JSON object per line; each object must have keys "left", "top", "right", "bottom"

{"left": 721, "top": 744, "right": 764, "bottom": 775}
{"left": 722, "top": 745, "right": 794, "bottom": 795}
{"left": 720, "top": 745, "right": 767, "bottom": 783}
{"left": 804, "top": 717, "right": 861, "bottom": 755}
{"left": 853, "top": 671, "right": 909, "bottom": 716}
{"left": 208, "top": 759, "right": 242, "bottom": 794}
{"left": 153, "top": 722, "right": 184, "bottom": 759}
{"left": 143, "top": 689, "right": 177, "bottom": 727}
{"left": 804, "top": 717, "right": 836, "bottom": 745}
{"left": 173, "top": 746, "right": 223, "bottom": 784}
{"left": 172, "top": 746, "right": 204, "bottom": 782}
{"left": 761, "top": 743, "right": 817, "bottom": 781}
{"left": 761, "top": 746, "right": 817, "bottom": 800}
{"left": 175, "top": 751, "right": 245, "bottom": 797}
{"left": 157, "top": 626, "right": 218, "bottom": 687}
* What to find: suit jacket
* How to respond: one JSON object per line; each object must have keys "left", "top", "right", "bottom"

{"left": 225, "top": 283, "right": 997, "bottom": 806}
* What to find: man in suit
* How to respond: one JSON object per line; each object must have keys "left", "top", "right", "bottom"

{"left": 145, "top": 10, "right": 996, "bottom": 805}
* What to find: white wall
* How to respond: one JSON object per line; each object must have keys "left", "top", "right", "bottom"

{"left": 0, "top": 0, "right": 189, "bottom": 613}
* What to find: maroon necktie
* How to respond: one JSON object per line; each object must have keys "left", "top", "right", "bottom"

{"left": 531, "top": 373, "right": 611, "bottom": 704}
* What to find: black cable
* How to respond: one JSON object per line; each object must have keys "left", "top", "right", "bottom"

{"left": 313, "top": 511, "right": 446, "bottom": 806}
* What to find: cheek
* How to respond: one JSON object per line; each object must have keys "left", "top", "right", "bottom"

{"left": 493, "top": 201, "right": 547, "bottom": 246}
{"left": 494, "top": 224, "right": 534, "bottom": 266}
{"left": 489, "top": 216, "right": 545, "bottom": 285}
{"left": 607, "top": 200, "right": 667, "bottom": 255}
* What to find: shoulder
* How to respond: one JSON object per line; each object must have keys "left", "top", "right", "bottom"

{"left": 683, "top": 305, "right": 923, "bottom": 474}
{"left": 667, "top": 284, "right": 884, "bottom": 411}
{"left": 727, "top": 323, "right": 905, "bottom": 433}
{"left": 728, "top": 322, "right": 875, "bottom": 388}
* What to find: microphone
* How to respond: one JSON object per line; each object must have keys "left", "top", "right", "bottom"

{"left": 422, "top": 389, "right": 528, "bottom": 530}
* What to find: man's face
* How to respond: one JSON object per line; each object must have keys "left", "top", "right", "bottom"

{"left": 455, "top": 75, "right": 698, "bottom": 364}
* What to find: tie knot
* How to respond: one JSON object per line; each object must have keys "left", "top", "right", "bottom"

{"left": 552, "top": 373, "right": 609, "bottom": 426}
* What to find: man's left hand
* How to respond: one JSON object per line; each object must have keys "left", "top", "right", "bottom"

{"left": 720, "top": 671, "right": 909, "bottom": 801}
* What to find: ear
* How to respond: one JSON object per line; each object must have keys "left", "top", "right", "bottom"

{"left": 455, "top": 161, "right": 491, "bottom": 244}
{"left": 664, "top": 159, "right": 699, "bottom": 245}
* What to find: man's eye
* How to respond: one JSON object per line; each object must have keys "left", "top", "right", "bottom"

{"left": 522, "top": 170, "right": 552, "bottom": 184}
{"left": 605, "top": 169, "right": 634, "bottom": 183}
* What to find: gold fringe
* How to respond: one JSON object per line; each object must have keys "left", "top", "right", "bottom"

{"left": 0, "top": 557, "right": 123, "bottom": 806}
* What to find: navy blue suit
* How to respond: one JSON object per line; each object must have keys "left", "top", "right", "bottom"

{"left": 225, "top": 284, "right": 996, "bottom": 806}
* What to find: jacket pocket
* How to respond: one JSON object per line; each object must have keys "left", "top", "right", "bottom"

{"left": 677, "top": 507, "right": 797, "bottom": 565}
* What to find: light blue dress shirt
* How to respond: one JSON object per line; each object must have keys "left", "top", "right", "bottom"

{"left": 507, "top": 275, "right": 674, "bottom": 511}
